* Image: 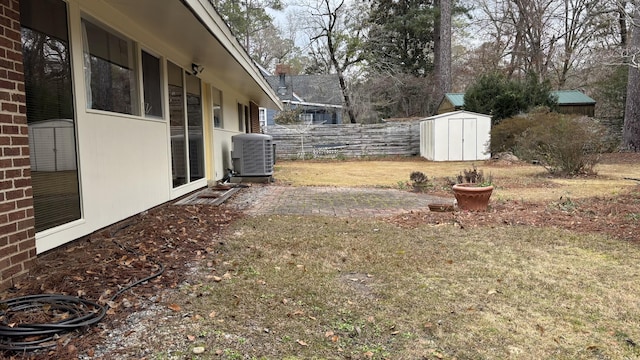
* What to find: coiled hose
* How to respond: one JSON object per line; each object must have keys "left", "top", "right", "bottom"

{"left": 0, "top": 239, "right": 164, "bottom": 352}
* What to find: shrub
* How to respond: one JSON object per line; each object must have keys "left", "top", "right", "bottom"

{"left": 514, "top": 113, "right": 608, "bottom": 175}
{"left": 409, "top": 171, "right": 431, "bottom": 192}
{"left": 464, "top": 72, "right": 557, "bottom": 124}
{"left": 490, "top": 115, "right": 534, "bottom": 154}
{"left": 409, "top": 171, "right": 428, "bottom": 185}
{"left": 274, "top": 107, "right": 303, "bottom": 125}
{"left": 491, "top": 106, "right": 556, "bottom": 153}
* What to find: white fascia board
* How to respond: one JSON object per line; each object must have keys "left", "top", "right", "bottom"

{"left": 283, "top": 100, "right": 343, "bottom": 109}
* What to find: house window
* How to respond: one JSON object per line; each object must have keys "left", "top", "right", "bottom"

{"left": 82, "top": 18, "right": 139, "bottom": 115}
{"left": 237, "top": 103, "right": 244, "bottom": 132}
{"left": 259, "top": 108, "right": 267, "bottom": 128}
{"left": 142, "top": 50, "right": 163, "bottom": 118}
{"left": 21, "top": 0, "right": 81, "bottom": 232}
{"left": 244, "top": 105, "right": 250, "bottom": 133}
{"left": 212, "top": 86, "right": 222, "bottom": 128}
{"left": 186, "top": 73, "right": 204, "bottom": 181}
{"left": 299, "top": 113, "right": 313, "bottom": 123}
{"left": 168, "top": 62, "right": 204, "bottom": 187}
{"left": 168, "top": 62, "right": 186, "bottom": 187}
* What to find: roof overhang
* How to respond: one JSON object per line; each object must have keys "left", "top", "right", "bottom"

{"left": 558, "top": 102, "right": 596, "bottom": 106}
{"left": 102, "top": 0, "right": 282, "bottom": 110}
{"left": 283, "top": 100, "right": 343, "bottom": 109}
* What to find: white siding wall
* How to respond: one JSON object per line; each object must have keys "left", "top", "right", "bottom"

{"left": 36, "top": 0, "right": 248, "bottom": 252}
{"left": 419, "top": 120, "right": 434, "bottom": 160}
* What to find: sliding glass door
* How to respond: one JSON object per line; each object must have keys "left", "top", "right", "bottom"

{"left": 168, "top": 62, "right": 203, "bottom": 188}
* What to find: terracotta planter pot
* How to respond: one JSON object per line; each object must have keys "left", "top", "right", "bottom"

{"left": 452, "top": 184, "right": 494, "bottom": 211}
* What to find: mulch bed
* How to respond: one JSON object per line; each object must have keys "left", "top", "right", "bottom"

{"left": 387, "top": 186, "right": 640, "bottom": 244}
{"left": 1, "top": 204, "right": 242, "bottom": 359}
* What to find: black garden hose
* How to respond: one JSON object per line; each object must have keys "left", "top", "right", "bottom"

{"left": 0, "top": 236, "right": 165, "bottom": 352}
{"left": 0, "top": 294, "right": 106, "bottom": 351}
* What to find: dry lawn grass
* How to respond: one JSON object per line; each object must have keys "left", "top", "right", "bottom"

{"left": 162, "top": 215, "right": 640, "bottom": 359}
{"left": 150, "top": 156, "right": 640, "bottom": 359}
{"left": 274, "top": 158, "right": 640, "bottom": 201}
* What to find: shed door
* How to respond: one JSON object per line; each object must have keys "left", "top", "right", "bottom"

{"left": 448, "top": 118, "right": 477, "bottom": 161}
{"left": 462, "top": 118, "right": 477, "bottom": 160}
{"left": 448, "top": 119, "right": 463, "bottom": 160}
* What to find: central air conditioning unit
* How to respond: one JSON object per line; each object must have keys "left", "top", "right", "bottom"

{"left": 231, "top": 133, "right": 274, "bottom": 176}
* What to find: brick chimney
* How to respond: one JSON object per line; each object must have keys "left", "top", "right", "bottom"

{"left": 275, "top": 64, "right": 290, "bottom": 96}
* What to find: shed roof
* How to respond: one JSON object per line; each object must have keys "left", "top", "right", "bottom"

{"left": 444, "top": 93, "right": 465, "bottom": 107}
{"left": 424, "top": 110, "right": 492, "bottom": 121}
{"left": 552, "top": 90, "right": 596, "bottom": 105}
{"left": 443, "top": 90, "right": 595, "bottom": 108}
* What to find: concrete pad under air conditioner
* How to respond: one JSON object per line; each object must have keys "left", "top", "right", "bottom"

{"left": 230, "top": 176, "right": 273, "bottom": 184}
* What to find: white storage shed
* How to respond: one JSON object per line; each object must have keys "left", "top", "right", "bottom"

{"left": 420, "top": 111, "right": 492, "bottom": 161}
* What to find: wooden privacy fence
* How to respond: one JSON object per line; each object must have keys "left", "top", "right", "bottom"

{"left": 264, "top": 122, "right": 421, "bottom": 159}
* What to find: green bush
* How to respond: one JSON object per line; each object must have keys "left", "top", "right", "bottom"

{"left": 514, "top": 113, "right": 608, "bottom": 175}
{"left": 464, "top": 72, "right": 557, "bottom": 124}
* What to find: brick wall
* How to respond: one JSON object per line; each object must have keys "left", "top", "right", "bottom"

{"left": 0, "top": 0, "right": 36, "bottom": 289}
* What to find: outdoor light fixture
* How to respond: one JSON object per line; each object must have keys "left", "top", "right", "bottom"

{"left": 191, "top": 63, "right": 204, "bottom": 75}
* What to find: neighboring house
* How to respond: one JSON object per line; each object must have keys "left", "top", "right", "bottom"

{"left": 262, "top": 66, "right": 343, "bottom": 126}
{"left": 0, "top": 0, "right": 281, "bottom": 288}
{"left": 437, "top": 90, "right": 596, "bottom": 117}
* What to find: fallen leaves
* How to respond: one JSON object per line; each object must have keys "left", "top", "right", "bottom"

{"left": 167, "top": 303, "right": 181, "bottom": 312}
{"left": 325, "top": 331, "right": 340, "bottom": 343}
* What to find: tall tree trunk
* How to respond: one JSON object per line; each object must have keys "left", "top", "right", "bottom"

{"left": 619, "top": 1, "right": 628, "bottom": 47}
{"left": 335, "top": 69, "right": 356, "bottom": 123}
{"left": 433, "top": 0, "right": 451, "bottom": 112}
{"left": 623, "top": 7, "right": 640, "bottom": 151}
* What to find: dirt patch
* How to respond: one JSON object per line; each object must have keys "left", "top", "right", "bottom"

{"left": 340, "top": 273, "right": 376, "bottom": 299}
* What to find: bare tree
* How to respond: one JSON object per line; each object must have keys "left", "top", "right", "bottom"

{"left": 474, "top": 0, "right": 617, "bottom": 86}
{"left": 250, "top": 24, "right": 296, "bottom": 70}
{"left": 303, "top": 0, "right": 367, "bottom": 123}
